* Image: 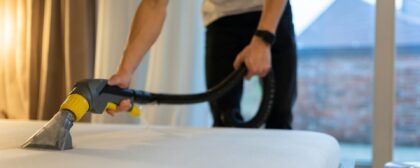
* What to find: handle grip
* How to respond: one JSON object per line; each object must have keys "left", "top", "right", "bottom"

{"left": 105, "top": 102, "right": 141, "bottom": 117}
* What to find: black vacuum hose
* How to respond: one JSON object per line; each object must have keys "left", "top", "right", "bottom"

{"left": 133, "top": 65, "right": 275, "bottom": 128}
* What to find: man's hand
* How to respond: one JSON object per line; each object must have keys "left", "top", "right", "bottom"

{"left": 106, "top": 69, "right": 133, "bottom": 116}
{"left": 233, "top": 37, "right": 272, "bottom": 80}
{"left": 233, "top": 0, "right": 287, "bottom": 79}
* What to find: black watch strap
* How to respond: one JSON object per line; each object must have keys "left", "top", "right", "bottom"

{"left": 254, "top": 30, "right": 276, "bottom": 45}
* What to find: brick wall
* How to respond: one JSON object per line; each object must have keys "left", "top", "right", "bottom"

{"left": 293, "top": 54, "right": 420, "bottom": 146}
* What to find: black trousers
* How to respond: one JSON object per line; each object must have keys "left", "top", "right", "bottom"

{"left": 205, "top": 3, "right": 297, "bottom": 129}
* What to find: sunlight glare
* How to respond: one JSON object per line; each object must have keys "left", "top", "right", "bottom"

{"left": 0, "top": 5, "right": 14, "bottom": 55}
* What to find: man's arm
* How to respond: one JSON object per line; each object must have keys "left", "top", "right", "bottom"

{"left": 234, "top": 0, "right": 287, "bottom": 79}
{"left": 256, "top": 0, "right": 287, "bottom": 33}
{"left": 107, "top": 0, "right": 168, "bottom": 114}
{"left": 109, "top": 0, "right": 169, "bottom": 88}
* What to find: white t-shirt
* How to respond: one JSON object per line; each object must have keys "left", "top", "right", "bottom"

{"left": 202, "top": 0, "right": 263, "bottom": 26}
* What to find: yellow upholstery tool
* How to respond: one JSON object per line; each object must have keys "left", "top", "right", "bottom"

{"left": 22, "top": 79, "right": 142, "bottom": 150}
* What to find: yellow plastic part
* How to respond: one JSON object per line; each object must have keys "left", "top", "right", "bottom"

{"left": 106, "top": 102, "right": 117, "bottom": 111}
{"left": 129, "top": 105, "right": 141, "bottom": 117}
{"left": 60, "top": 94, "right": 90, "bottom": 121}
{"left": 106, "top": 102, "right": 141, "bottom": 117}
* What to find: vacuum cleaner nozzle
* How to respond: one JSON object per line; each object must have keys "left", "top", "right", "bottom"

{"left": 22, "top": 110, "right": 75, "bottom": 150}
{"left": 21, "top": 79, "right": 139, "bottom": 150}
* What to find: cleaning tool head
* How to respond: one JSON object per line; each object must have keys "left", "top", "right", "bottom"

{"left": 22, "top": 110, "right": 75, "bottom": 150}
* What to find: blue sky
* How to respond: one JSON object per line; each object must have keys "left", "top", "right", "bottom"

{"left": 291, "top": 0, "right": 404, "bottom": 36}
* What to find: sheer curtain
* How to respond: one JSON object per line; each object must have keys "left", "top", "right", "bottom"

{"left": 92, "top": 0, "right": 146, "bottom": 124}
{"left": 94, "top": 0, "right": 211, "bottom": 127}
{"left": 0, "top": 0, "right": 96, "bottom": 121}
{"left": 144, "top": 0, "right": 211, "bottom": 127}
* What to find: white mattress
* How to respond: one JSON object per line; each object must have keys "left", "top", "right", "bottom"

{"left": 0, "top": 120, "right": 340, "bottom": 168}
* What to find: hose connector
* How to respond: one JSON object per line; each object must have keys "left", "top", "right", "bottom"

{"left": 60, "top": 94, "right": 90, "bottom": 121}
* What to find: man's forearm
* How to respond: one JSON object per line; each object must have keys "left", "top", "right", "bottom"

{"left": 257, "top": 0, "right": 287, "bottom": 34}
{"left": 118, "top": 0, "right": 168, "bottom": 75}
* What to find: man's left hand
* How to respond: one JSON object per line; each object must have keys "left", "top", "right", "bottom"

{"left": 233, "top": 37, "right": 272, "bottom": 80}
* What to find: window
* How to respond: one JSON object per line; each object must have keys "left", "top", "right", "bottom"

{"left": 274, "top": 0, "right": 377, "bottom": 163}
{"left": 394, "top": 0, "right": 420, "bottom": 161}
{"left": 241, "top": 0, "right": 418, "bottom": 165}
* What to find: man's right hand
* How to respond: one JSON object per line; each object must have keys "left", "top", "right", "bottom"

{"left": 104, "top": 0, "right": 168, "bottom": 116}
{"left": 106, "top": 69, "right": 133, "bottom": 116}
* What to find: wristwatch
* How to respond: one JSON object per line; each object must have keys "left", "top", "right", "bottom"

{"left": 254, "top": 30, "right": 276, "bottom": 46}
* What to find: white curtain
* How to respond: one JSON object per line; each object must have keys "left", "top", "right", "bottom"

{"left": 92, "top": 0, "right": 146, "bottom": 124}
{"left": 143, "top": 0, "right": 211, "bottom": 127}
{"left": 93, "top": 0, "right": 211, "bottom": 127}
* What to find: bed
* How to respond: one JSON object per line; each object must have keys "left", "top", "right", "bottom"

{"left": 0, "top": 119, "right": 340, "bottom": 168}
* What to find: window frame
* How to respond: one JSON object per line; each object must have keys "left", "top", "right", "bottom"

{"left": 373, "top": 0, "right": 396, "bottom": 167}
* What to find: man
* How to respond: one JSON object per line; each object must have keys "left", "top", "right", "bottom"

{"left": 107, "top": 0, "right": 297, "bottom": 129}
